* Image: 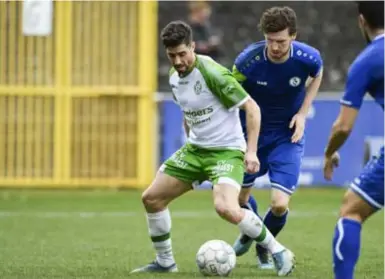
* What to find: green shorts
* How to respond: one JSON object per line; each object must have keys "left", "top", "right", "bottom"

{"left": 160, "top": 143, "right": 245, "bottom": 189}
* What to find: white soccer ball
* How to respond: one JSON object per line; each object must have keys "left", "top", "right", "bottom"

{"left": 196, "top": 240, "right": 236, "bottom": 277}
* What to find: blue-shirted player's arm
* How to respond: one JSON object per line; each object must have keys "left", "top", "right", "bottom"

{"left": 291, "top": 51, "right": 324, "bottom": 143}
{"left": 297, "top": 51, "right": 323, "bottom": 116}
{"left": 323, "top": 57, "right": 369, "bottom": 179}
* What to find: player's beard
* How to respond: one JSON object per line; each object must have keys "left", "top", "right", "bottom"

{"left": 269, "top": 47, "right": 290, "bottom": 61}
{"left": 175, "top": 61, "right": 193, "bottom": 75}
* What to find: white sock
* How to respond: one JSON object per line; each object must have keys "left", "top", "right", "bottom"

{"left": 146, "top": 208, "right": 175, "bottom": 267}
{"left": 238, "top": 209, "right": 285, "bottom": 254}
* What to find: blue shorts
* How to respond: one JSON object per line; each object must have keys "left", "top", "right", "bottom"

{"left": 350, "top": 147, "right": 384, "bottom": 210}
{"left": 243, "top": 135, "right": 304, "bottom": 195}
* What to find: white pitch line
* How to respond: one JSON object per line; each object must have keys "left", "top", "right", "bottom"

{"left": 0, "top": 210, "right": 338, "bottom": 218}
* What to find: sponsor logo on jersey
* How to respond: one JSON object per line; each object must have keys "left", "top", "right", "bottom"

{"left": 256, "top": 81, "right": 268, "bottom": 86}
{"left": 289, "top": 77, "right": 301, "bottom": 87}
{"left": 194, "top": 81, "right": 203, "bottom": 95}
{"left": 184, "top": 106, "right": 214, "bottom": 117}
{"left": 178, "top": 80, "right": 189, "bottom": 85}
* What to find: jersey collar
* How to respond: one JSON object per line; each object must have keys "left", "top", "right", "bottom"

{"left": 263, "top": 43, "right": 294, "bottom": 61}
{"left": 373, "top": 33, "right": 384, "bottom": 41}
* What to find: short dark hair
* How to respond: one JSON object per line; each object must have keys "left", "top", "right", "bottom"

{"left": 357, "top": 1, "right": 384, "bottom": 29}
{"left": 160, "top": 20, "right": 193, "bottom": 48}
{"left": 259, "top": 6, "right": 297, "bottom": 36}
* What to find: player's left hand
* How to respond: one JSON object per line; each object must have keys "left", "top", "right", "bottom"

{"left": 244, "top": 151, "right": 260, "bottom": 174}
{"left": 323, "top": 152, "right": 340, "bottom": 181}
{"left": 289, "top": 113, "right": 306, "bottom": 143}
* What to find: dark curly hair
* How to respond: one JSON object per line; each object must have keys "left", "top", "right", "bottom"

{"left": 259, "top": 6, "right": 297, "bottom": 36}
{"left": 160, "top": 20, "right": 193, "bottom": 48}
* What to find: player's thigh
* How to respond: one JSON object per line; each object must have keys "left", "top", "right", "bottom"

{"left": 162, "top": 144, "right": 205, "bottom": 187}
{"left": 203, "top": 149, "right": 245, "bottom": 219}
{"left": 142, "top": 171, "right": 192, "bottom": 212}
{"left": 268, "top": 141, "right": 304, "bottom": 196}
{"left": 339, "top": 189, "right": 377, "bottom": 223}
{"left": 143, "top": 145, "right": 203, "bottom": 209}
{"left": 343, "top": 152, "right": 384, "bottom": 221}
{"left": 204, "top": 148, "right": 245, "bottom": 192}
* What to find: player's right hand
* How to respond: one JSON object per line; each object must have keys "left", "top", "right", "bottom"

{"left": 244, "top": 151, "right": 260, "bottom": 174}
{"left": 323, "top": 152, "right": 340, "bottom": 180}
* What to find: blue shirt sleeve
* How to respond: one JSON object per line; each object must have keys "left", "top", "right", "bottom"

{"left": 340, "top": 55, "right": 370, "bottom": 109}
{"left": 309, "top": 50, "right": 323, "bottom": 78}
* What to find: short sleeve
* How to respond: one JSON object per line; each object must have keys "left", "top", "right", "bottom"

{"left": 340, "top": 56, "right": 369, "bottom": 109}
{"left": 309, "top": 50, "right": 323, "bottom": 78}
{"left": 199, "top": 59, "right": 250, "bottom": 111}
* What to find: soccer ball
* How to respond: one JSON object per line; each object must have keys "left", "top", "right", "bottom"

{"left": 196, "top": 240, "right": 236, "bottom": 277}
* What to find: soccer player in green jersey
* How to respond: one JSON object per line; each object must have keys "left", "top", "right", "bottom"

{"left": 130, "top": 20, "right": 295, "bottom": 276}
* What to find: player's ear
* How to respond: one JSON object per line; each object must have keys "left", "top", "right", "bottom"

{"left": 291, "top": 33, "right": 297, "bottom": 40}
{"left": 358, "top": 14, "right": 366, "bottom": 29}
{"left": 190, "top": 41, "right": 196, "bottom": 52}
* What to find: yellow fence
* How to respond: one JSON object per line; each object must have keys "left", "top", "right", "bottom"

{"left": 0, "top": 1, "right": 157, "bottom": 189}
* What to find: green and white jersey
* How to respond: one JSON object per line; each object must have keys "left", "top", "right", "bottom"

{"left": 169, "top": 55, "right": 250, "bottom": 151}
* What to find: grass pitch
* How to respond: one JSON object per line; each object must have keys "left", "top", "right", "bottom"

{"left": 0, "top": 188, "right": 383, "bottom": 279}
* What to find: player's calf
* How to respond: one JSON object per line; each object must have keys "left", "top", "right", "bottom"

{"left": 238, "top": 187, "right": 253, "bottom": 208}
{"left": 132, "top": 172, "right": 191, "bottom": 273}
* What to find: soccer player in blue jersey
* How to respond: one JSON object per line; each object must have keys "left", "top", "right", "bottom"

{"left": 323, "top": 2, "right": 384, "bottom": 279}
{"left": 231, "top": 6, "right": 324, "bottom": 268}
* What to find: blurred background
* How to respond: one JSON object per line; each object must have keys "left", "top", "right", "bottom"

{"left": 0, "top": 0, "right": 383, "bottom": 190}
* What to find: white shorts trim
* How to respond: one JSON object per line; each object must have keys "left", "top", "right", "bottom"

{"left": 350, "top": 182, "right": 383, "bottom": 209}
{"left": 217, "top": 177, "right": 241, "bottom": 192}
{"left": 271, "top": 183, "right": 294, "bottom": 195}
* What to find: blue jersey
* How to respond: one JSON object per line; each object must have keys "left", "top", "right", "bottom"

{"left": 233, "top": 41, "right": 323, "bottom": 134}
{"left": 343, "top": 34, "right": 384, "bottom": 210}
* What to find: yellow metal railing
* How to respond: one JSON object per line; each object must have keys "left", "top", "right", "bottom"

{"left": 0, "top": 1, "right": 157, "bottom": 188}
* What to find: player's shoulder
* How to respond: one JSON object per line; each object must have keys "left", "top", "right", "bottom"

{"left": 291, "top": 41, "right": 322, "bottom": 65}
{"left": 234, "top": 41, "right": 266, "bottom": 73}
{"left": 168, "top": 67, "right": 179, "bottom": 86}
{"left": 196, "top": 54, "right": 231, "bottom": 76}
{"left": 351, "top": 37, "right": 384, "bottom": 69}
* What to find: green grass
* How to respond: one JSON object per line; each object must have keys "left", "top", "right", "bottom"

{"left": 0, "top": 188, "right": 383, "bottom": 279}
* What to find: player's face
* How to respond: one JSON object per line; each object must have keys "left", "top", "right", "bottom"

{"left": 166, "top": 43, "right": 196, "bottom": 74}
{"left": 265, "top": 28, "right": 296, "bottom": 61}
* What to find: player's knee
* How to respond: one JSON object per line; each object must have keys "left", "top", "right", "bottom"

{"left": 270, "top": 188, "right": 290, "bottom": 215}
{"left": 141, "top": 189, "right": 165, "bottom": 212}
{"left": 270, "top": 198, "right": 289, "bottom": 216}
{"left": 339, "top": 189, "right": 378, "bottom": 224}
{"left": 238, "top": 188, "right": 251, "bottom": 206}
{"left": 270, "top": 204, "right": 289, "bottom": 216}
{"left": 214, "top": 194, "right": 242, "bottom": 224}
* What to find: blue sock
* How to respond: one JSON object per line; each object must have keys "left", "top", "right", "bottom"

{"left": 263, "top": 208, "right": 288, "bottom": 237}
{"left": 332, "top": 218, "right": 361, "bottom": 279}
{"left": 244, "top": 194, "right": 258, "bottom": 214}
